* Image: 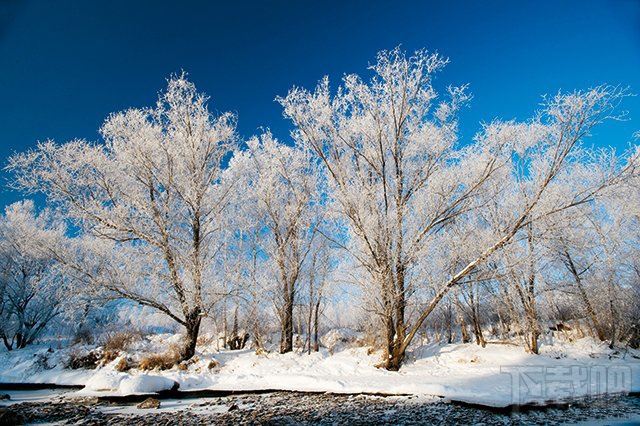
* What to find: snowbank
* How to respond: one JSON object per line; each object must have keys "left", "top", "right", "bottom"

{"left": 2, "top": 337, "right": 639, "bottom": 408}
{"left": 81, "top": 370, "right": 177, "bottom": 395}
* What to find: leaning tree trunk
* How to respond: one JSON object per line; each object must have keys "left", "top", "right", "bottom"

{"left": 563, "top": 250, "right": 605, "bottom": 341}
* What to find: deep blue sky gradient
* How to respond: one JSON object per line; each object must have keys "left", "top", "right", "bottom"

{"left": 1, "top": 0, "right": 639, "bottom": 207}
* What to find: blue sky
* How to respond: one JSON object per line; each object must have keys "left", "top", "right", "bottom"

{"left": 1, "top": 0, "right": 639, "bottom": 207}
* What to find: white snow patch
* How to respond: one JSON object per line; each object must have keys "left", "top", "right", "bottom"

{"left": 2, "top": 336, "right": 639, "bottom": 408}
{"left": 83, "top": 370, "right": 127, "bottom": 392}
{"left": 118, "top": 375, "right": 177, "bottom": 395}
{"left": 81, "top": 371, "right": 176, "bottom": 395}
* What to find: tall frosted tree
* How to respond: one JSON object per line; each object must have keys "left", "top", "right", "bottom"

{"left": 229, "top": 132, "right": 322, "bottom": 353}
{"left": 279, "top": 47, "right": 637, "bottom": 369}
{"left": 8, "top": 75, "right": 237, "bottom": 360}
{"left": 279, "top": 48, "right": 504, "bottom": 368}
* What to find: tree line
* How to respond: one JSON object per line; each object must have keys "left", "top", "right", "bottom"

{"left": 1, "top": 48, "right": 638, "bottom": 370}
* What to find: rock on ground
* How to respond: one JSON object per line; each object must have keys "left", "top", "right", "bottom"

{"left": 136, "top": 398, "right": 161, "bottom": 409}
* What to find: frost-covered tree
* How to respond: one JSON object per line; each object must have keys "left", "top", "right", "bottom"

{"left": 482, "top": 139, "right": 639, "bottom": 352}
{"left": 580, "top": 181, "right": 640, "bottom": 348}
{"left": 279, "top": 48, "right": 509, "bottom": 368}
{"left": 279, "top": 47, "right": 637, "bottom": 369}
{"left": 303, "top": 236, "right": 333, "bottom": 354}
{"left": 8, "top": 75, "right": 237, "bottom": 360}
{"left": 0, "top": 201, "right": 67, "bottom": 350}
{"left": 229, "top": 133, "right": 322, "bottom": 353}
{"left": 542, "top": 204, "right": 609, "bottom": 342}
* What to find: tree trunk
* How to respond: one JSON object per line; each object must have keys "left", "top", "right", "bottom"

{"left": 15, "top": 332, "right": 25, "bottom": 350}
{"left": 609, "top": 297, "right": 617, "bottom": 349}
{"left": 280, "top": 289, "right": 294, "bottom": 353}
{"left": 1, "top": 333, "right": 13, "bottom": 351}
{"left": 296, "top": 307, "right": 302, "bottom": 349}
{"left": 456, "top": 299, "right": 470, "bottom": 344}
{"left": 384, "top": 265, "right": 407, "bottom": 371}
{"left": 307, "top": 302, "right": 313, "bottom": 355}
{"left": 447, "top": 296, "right": 454, "bottom": 344}
{"left": 313, "top": 298, "right": 320, "bottom": 352}
{"left": 383, "top": 294, "right": 407, "bottom": 370}
{"left": 563, "top": 250, "right": 605, "bottom": 341}
{"left": 525, "top": 298, "right": 539, "bottom": 354}
{"left": 386, "top": 342, "right": 405, "bottom": 371}
{"left": 180, "top": 309, "right": 202, "bottom": 361}
{"left": 222, "top": 283, "right": 228, "bottom": 349}
{"left": 231, "top": 306, "right": 239, "bottom": 341}
{"left": 18, "top": 333, "right": 29, "bottom": 349}
{"left": 526, "top": 224, "right": 538, "bottom": 354}
{"left": 472, "top": 315, "right": 486, "bottom": 348}
{"left": 530, "top": 327, "right": 539, "bottom": 354}
{"left": 383, "top": 309, "right": 395, "bottom": 361}
{"left": 394, "top": 265, "right": 407, "bottom": 347}
{"left": 471, "top": 284, "right": 486, "bottom": 348}
{"left": 607, "top": 260, "right": 618, "bottom": 349}
{"left": 499, "top": 284, "right": 518, "bottom": 338}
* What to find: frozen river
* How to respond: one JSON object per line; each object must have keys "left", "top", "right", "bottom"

{"left": 1, "top": 387, "right": 639, "bottom": 425}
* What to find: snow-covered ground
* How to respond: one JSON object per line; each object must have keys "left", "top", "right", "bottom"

{"left": 1, "top": 333, "right": 638, "bottom": 408}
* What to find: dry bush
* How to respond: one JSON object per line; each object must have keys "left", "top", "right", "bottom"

{"left": 139, "top": 353, "right": 178, "bottom": 371}
{"left": 361, "top": 332, "right": 385, "bottom": 358}
{"left": 196, "top": 334, "right": 215, "bottom": 347}
{"left": 103, "top": 330, "right": 144, "bottom": 352}
{"left": 139, "top": 345, "right": 180, "bottom": 371}
{"left": 66, "top": 351, "right": 101, "bottom": 369}
{"left": 356, "top": 332, "right": 380, "bottom": 350}
{"left": 99, "top": 350, "right": 120, "bottom": 366}
{"left": 115, "top": 357, "right": 130, "bottom": 372}
{"left": 207, "top": 360, "right": 220, "bottom": 370}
